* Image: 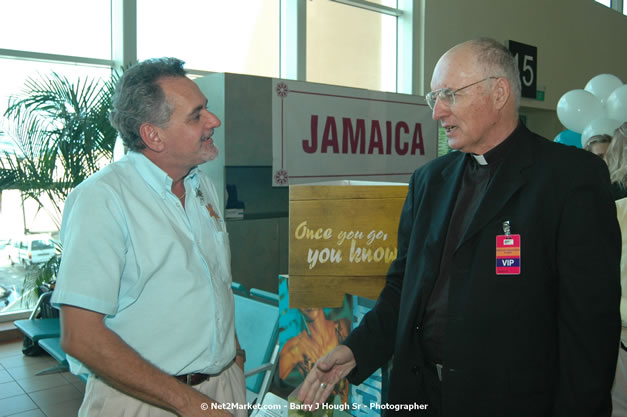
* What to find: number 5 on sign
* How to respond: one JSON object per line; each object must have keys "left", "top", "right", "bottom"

{"left": 508, "top": 40, "right": 537, "bottom": 99}
{"left": 515, "top": 54, "right": 534, "bottom": 87}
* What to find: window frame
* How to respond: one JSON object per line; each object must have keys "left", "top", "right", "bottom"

{"left": 282, "top": 0, "right": 413, "bottom": 94}
{"left": 594, "top": 0, "right": 626, "bottom": 14}
{"left": 0, "top": 0, "right": 414, "bottom": 322}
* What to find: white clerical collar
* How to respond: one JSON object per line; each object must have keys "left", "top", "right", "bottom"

{"left": 472, "top": 154, "right": 488, "bottom": 165}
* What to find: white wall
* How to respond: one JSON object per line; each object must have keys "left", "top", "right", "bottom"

{"left": 419, "top": 0, "right": 627, "bottom": 138}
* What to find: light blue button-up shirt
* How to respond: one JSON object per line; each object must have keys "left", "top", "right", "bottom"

{"left": 52, "top": 151, "right": 235, "bottom": 376}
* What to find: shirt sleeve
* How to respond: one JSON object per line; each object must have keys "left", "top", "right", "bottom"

{"left": 51, "top": 181, "right": 128, "bottom": 315}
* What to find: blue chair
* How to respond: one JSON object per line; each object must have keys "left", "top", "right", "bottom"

{"left": 36, "top": 337, "right": 69, "bottom": 376}
{"left": 14, "top": 317, "right": 60, "bottom": 343}
{"left": 232, "top": 281, "right": 249, "bottom": 297}
{"left": 234, "top": 293, "right": 279, "bottom": 406}
{"left": 37, "top": 337, "right": 67, "bottom": 366}
{"left": 14, "top": 292, "right": 60, "bottom": 346}
{"left": 37, "top": 337, "right": 88, "bottom": 382}
{"left": 249, "top": 288, "right": 279, "bottom": 306}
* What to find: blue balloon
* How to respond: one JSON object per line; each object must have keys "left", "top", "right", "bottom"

{"left": 554, "top": 129, "right": 582, "bottom": 148}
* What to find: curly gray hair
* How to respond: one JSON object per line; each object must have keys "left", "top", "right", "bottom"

{"left": 109, "top": 57, "right": 187, "bottom": 151}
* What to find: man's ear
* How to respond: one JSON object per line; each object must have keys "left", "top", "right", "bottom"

{"left": 139, "top": 123, "right": 165, "bottom": 152}
{"left": 493, "top": 77, "right": 511, "bottom": 110}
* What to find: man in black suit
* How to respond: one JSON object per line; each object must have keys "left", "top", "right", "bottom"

{"left": 298, "top": 38, "right": 621, "bottom": 417}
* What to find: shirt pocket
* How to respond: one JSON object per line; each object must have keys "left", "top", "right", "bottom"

{"left": 213, "top": 231, "right": 232, "bottom": 283}
{"left": 196, "top": 202, "right": 232, "bottom": 284}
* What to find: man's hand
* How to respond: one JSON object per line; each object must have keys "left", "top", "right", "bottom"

{"left": 297, "top": 345, "right": 356, "bottom": 406}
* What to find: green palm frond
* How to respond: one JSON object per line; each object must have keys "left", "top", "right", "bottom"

{"left": 1, "top": 70, "right": 120, "bottom": 298}
{"left": 1, "top": 70, "right": 120, "bottom": 224}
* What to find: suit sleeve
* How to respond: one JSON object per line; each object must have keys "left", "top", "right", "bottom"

{"left": 343, "top": 172, "right": 418, "bottom": 384}
{"left": 553, "top": 157, "right": 621, "bottom": 417}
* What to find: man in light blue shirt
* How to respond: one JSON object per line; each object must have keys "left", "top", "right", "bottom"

{"left": 51, "top": 58, "right": 246, "bottom": 417}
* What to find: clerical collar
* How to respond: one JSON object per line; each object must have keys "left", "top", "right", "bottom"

{"left": 472, "top": 154, "right": 488, "bottom": 165}
{"left": 469, "top": 122, "right": 524, "bottom": 166}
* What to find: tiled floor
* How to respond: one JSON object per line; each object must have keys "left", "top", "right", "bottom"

{"left": 0, "top": 339, "right": 85, "bottom": 417}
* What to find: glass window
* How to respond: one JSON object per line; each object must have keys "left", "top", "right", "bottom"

{"left": 0, "top": 0, "right": 111, "bottom": 59}
{"left": 333, "top": 0, "right": 398, "bottom": 8}
{"left": 0, "top": 59, "right": 111, "bottom": 316}
{"left": 369, "top": 0, "right": 398, "bottom": 5}
{"left": 31, "top": 240, "right": 53, "bottom": 250}
{"left": 595, "top": 0, "right": 611, "bottom": 6}
{"left": 0, "top": 58, "right": 112, "bottom": 142}
{"left": 137, "top": 0, "right": 280, "bottom": 77}
{"left": 307, "top": 0, "right": 397, "bottom": 92}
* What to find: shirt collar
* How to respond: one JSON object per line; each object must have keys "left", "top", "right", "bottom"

{"left": 126, "top": 151, "right": 199, "bottom": 199}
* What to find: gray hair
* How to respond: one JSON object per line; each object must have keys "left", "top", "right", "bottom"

{"left": 109, "top": 57, "right": 187, "bottom": 151}
{"left": 606, "top": 122, "right": 627, "bottom": 187}
{"left": 469, "top": 38, "right": 522, "bottom": 109}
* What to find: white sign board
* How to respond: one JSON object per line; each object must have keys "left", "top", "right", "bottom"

{"left": 272, "top": 79, "right": 437, "bottom": 186}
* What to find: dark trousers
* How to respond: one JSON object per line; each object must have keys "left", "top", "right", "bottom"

{"left": 422, "top": 362, "right": 443, "bottom": 417}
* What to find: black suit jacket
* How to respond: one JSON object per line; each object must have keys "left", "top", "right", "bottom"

{"left": 344, "top": 124, "right": 621, "bottom": 417}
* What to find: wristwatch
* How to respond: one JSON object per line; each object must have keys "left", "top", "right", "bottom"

{"left": 236, "top": 348, "right": 246, "bottom": 362}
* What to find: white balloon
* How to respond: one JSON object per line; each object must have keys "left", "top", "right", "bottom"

{"left": 606, "top": 84, "right": 627, "bottom": 122}
{"left": 556, "top": 89, "right": 605, "bottom": 133}
{"left": 584, "top": 74, "right": 623, "bottom": 106}
{"left": 580, "top": 118, "right": 622, "bottom": 147}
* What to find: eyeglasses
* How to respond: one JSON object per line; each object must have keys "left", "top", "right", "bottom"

{"left": 425, "top": 76, "right": 499, "bottom": 110}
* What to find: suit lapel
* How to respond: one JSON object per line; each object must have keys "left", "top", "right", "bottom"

{"left": 408, "top": 153, "right": 466, "bottom": 303}
{"left": 458, "top": 130, "right": 536, "bottom": 249}
{"left": 399, "top": 152, "right": 467, "bottom": 333}
{"left": 430, "top": 153, "right": 467, "bottom": 241}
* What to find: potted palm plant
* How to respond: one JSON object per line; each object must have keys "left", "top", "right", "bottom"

{"left": 0, "top": 70, "right": 119, "bottom": 305}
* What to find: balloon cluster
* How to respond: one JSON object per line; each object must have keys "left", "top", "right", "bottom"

{"left": 554, "top": 74, "right": 626, "bottom": 148}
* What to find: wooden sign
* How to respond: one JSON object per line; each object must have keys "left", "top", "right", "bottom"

{"left": 288, "top": 183, "right": 407, "bottom": 308}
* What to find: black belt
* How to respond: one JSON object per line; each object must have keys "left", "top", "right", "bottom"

{"left": 174, "top": 373, "right": 211, "bottom": 386}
